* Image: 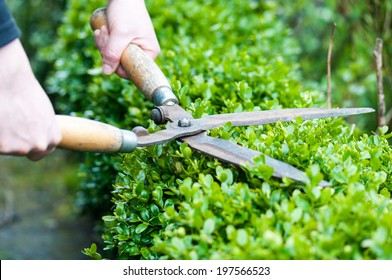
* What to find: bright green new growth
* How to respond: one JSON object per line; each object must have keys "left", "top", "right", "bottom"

{"left": 44, "top": 0, "right": 392, "bottom": 259}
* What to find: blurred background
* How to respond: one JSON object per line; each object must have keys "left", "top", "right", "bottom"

{"left": 0, "top": 153, "right": 97, "bottom": 259}
{"left": 0, "top": 0, "right": 97, "bottom": 259}
{"left": 0, "top": 0, "right": 390, "bottom": 259}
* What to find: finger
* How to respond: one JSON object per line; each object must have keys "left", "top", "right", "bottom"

{"left": 101, "top": 31, "right": 132, "bottom": 76}
{"left": 95, "top": 30, "right": 127, "bottom": 78}
{"left": 116, "top": 65, "right": 128, "bottom": 79}
{"left": 26, "top": 127, "right": 61, "bottom": 161}
{"left": 94, "top": 26, "right": 109, "bottom": 55}
{"left": 27, "top": 145, "right": 56, "bottom": 161}
{"left": 93, "top": 29, "right": 102, "bottom": 52}
{"left": 27, "top": 151, "right": 50, "bottom": 161}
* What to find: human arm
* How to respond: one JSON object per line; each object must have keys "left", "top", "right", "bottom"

{"left": 0, "top": 0, "right": 61, "bottom": 161}
{"left": 0, "top": 39, "right": 62, "bottom": 161}
{"left": 94, "top": 0, "right": 160, "bottom": 78}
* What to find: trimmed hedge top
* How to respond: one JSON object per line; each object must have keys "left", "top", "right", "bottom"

{"left": 45, "top": 0, "right": 392, "bottom": 259}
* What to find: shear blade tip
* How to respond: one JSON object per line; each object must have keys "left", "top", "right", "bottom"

{"left": 359, "top": 107, "right": 375, "bottom": 113}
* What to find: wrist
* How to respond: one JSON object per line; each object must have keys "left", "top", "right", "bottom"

{"left": 0, "top": 39, "right": 35, "bottom": 94}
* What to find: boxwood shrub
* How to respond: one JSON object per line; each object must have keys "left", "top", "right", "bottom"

{"left": 44, "top": 0, "right": 392, "bottom": 259}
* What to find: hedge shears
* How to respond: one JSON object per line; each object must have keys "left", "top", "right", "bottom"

{"left": 56, "top": 8, "right": 374, "bottom": 187}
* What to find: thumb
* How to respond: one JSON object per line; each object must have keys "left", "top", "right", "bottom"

{"left": 101, "top": 30, "right": 131, "bottom": 75}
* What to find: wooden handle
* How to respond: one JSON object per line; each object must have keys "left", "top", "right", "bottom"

{"left": 90, "top": 7, "right": 178, "bottom": 106}
{"left": 56, "top": 115, "right": 137, "bottom": 153}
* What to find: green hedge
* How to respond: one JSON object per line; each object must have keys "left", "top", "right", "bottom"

{"left": 44, "top": 0, "right": 392, "bottom": 259}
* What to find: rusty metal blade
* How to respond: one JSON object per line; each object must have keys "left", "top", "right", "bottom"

{"left": 181, "top": 132, "right": 331, "bottom": 187}
{"left": 193, "top": 107, "right": 375, "bottom": 130}
{"left": 137, "top": 107, "right": 374, "bottom": 147}
{"left": 137, "top": 123, "right": 203, "bottom": 146}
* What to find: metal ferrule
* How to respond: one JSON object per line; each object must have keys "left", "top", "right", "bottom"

{"left": 152, "top": 86, "right": 179, "bottom": 106}
{"left": 119, "top": 130, "right": 138, "bottom": 152}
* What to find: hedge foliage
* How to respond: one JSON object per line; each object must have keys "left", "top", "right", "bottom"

{"left": 44, "top": 0, "right": 392, "bottom": 259}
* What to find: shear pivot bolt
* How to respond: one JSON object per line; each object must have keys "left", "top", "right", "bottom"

{"left": 178, "top": 117, "right": 191, "bottom": 127}
{"left": 150, "top": 108, "right": 164, "bottom": 125}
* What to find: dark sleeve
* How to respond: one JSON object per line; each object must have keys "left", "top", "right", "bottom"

{"left": 0, "top": 0, "right": 20, "bottom": 47}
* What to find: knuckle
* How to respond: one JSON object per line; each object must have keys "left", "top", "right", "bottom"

{"left": 103, "top": 49, "right": 120, "bottom": 63}
{"left": 30, "top": 143, "right": 47, "bottom": 154}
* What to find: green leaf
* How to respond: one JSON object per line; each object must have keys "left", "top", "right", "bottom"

{"left": 90, "top": 243, "right": 97, "bottom": 254}
{"left": 117, "top": 235, "right": 129, "bottom": 241}
{"left": 379, "top": 126, "right": 389, "bottom": 135}
{"left": 360, "top": 150, "right": 371, "bottom": 159}
{"left": 153, "top": 186, "right": 163, "bottom": 204}
{"left": 135, "top": 223, "right": 148, "bottom": 234}
{"left": 141, "top": 247, "right": 152, "bottom": 260}
{"left": 171, "top": 237, "right": 186, "bottom": 251}
{"left": 380, "top": 188, "right": 391, "bottom": 198}
{"left": 115, "top": 202, "right": 127, "bottom": 221}
{"left": 199, "top": 174, "right": 214, "bottom": 188}
{"left": 180, "top": 144, "right": 193, "bottom": 159}
{"left": 128, "top": 213, "right": 141, "bottom": 223}
{"left": 370, "top": 157, "right": 382, "bottom": 170}
{"left": 236, "top": 229, "right": 249, "bottom": 247}
{"left": 331, "top": 165, "right": 348, "bottom": 184}
{"left": 150, "top": 204, "right": 160, "bottom": 217}
{"left": 82, "top": 243, "right": 102, "bottom": 260}
{"left": 102, "top": 215, "right": 116, "bottom": 222}
{"left": 255, "top": 164, "right": 274, "bottom": 179}
{"left": 216, "top": 166, "right": 233, "bottom": 184}
{"left": 203, "top": 218, "right": 215, "bottom": 235}
{"left": 262, "top": 182, "right": 271, "bottom": 198}
{"left": 140, "top": 208, "right": 151, "bottom": 221}
{"left": 291, "top": 207, "right": 303, "bottom": 223}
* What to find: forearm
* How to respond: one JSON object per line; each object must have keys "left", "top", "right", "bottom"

{"left": 0, "top": 39, "right": 61, "bottom": 160}
{"left": 0, "top": 39, "right": 34, "bottom": 94}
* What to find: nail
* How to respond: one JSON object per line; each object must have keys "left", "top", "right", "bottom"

{"left": 102, "top": 64, "right": 113, "bottom": 75}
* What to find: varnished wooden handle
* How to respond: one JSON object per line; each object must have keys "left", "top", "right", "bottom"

{"left": 90, "top": 7, "right": 178, "bottom": 106}
{"left": 56, "top": 115, "right": 137, "bottom": 153}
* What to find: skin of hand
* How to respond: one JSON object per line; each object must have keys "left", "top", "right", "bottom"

{"left": 0, "top": 39, "right": 62, "bottom": 161}
{"left": 94, "top": 0, "right": 160, "bottom": 78}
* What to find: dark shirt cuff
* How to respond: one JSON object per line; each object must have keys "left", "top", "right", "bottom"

{"left": 0, "top": 1, "right": 20, "bottom": 47}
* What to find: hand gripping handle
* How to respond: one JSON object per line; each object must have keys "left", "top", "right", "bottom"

{"left": 90, "top": 7, "right": 178, "bottom": 106}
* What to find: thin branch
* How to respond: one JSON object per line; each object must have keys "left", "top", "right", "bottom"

{"left": 373, "top": 38, "right": 386, "bottom": 127}
{"left": 327, "top": 23, "right": 336, "bottom": 109}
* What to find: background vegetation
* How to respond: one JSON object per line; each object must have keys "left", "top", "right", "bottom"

{"left": 6, "top": 0, "right": 391, "bottom": 259}
{"left": 277, "top": 0, "right": 392, "bottom": 129}
{"left": 5, "top": 0, "right": 67, "bottom": 81}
